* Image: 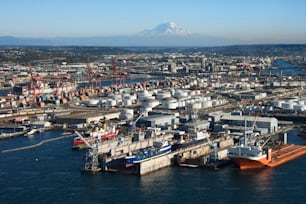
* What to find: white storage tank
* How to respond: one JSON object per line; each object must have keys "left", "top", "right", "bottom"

{"left": 298, "top": 100, "right": 305, "bottom": 106}
{"left": 123, "top": 94, "right": 131, "bottom": 100}
{"left": 174, "top": 90, "right": 188, "bottom": 98}
{"left": 88, "top": 99, "right": 99, "bottom": 106}
{"left": 268, "top": 106, "right": 274, "bottom": 112}
{"left": 129, "top": 93, "right": 137, "bottom": 101}
{"left": 162, "top": 98, "right": 178, "bottom": 110}
{"left": 143, "top": 99, "right": 160, "bottom": 108}
{"left": 124, "top": 108, "right": 134, "bottom": 115}
{"left": 123, "top": 99, "right": 132, "bottom": 106}
{"left": 191, "top": 102, "right": 202, "bottom": 109}
{"left": 116, "top": 99, "right": 123, "bottom": 107}
{"left": 190, "top": 90, "right": 196, "bottom": 96}
{"left": 177, "top": 100, "right": 186, "bottom": 108}
{"left": 300, "top": 97, "right": 306, "bottom": 103}
{"left": 202, "top": 100, "right": 213, "bottom": 108}
{"left": 156, "top": 91, "right": 171, "bottom": 100}
{"left": 111, "top": 94, "right": 122, "bottom": 100}
{"left": 138, "top": 90, "right": 151, "bottom": 99}
{"left": 108, "top": 99, "right": 116, "bottom": 107}
{"left": 203, "top": 96, "right": 211, "bottom": 101}
{"left": 212, "top": 99, "right": 220, "bottom": 106}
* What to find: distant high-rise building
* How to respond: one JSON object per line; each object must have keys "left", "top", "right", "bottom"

{"left": 211, "top": 62, "right": 216, "bottom": 72}
{"left": 168, "top": 63, "right": 177, "bottom": 73}
{"left": 183, "top": 66, "right": 189, "bottom": 73}
{"left": 201, "top": 57, "right": 206, "bottom": 69}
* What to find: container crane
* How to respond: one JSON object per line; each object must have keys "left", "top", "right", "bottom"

{"left": 74, "top": 130, "right": 101, "bottom": 173}
{"left": 87, "top": 58, "right": 97, "bottom": 88}
{"left": 28, "top": 65, "right": 43, "bottom": 96}
{"left": 111, "top": 57, "right": 128, "bottom": 88}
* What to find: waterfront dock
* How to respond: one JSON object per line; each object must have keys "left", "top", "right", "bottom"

{"left": 0, "top": 131, "right": 26, "bottom": 140}
{"left": 98, "top": 125, "right": 301, "bottom": 175}
{"left": 101, "top": 136, "right": 234, "bottom": 176}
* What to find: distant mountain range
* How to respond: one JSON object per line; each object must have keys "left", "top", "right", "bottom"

{"left": 0, "top": 22, "right": 239, "bottom": 47}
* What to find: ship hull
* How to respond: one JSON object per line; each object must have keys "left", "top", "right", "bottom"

{"left": 125, "top": 146, "right": 171, "bottom": 167}
{"left": 73, "top": 130, "right": 119, "bottom": 147}
{"left": 229, "top": 156, "right": 270, "bottom": 170}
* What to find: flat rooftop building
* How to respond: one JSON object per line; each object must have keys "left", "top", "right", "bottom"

{"left": 221, "top": 115, "right": 278, "bottom": 133}
{"left": 55, "top": 111, "right": 120, "bottom": 125}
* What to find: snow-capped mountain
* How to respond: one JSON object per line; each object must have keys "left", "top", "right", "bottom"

{"left": 0, "top": 22, "right": 236, "bottom": 46}
{"left": 139, "top": 22, "right": 191, "bottom": 36}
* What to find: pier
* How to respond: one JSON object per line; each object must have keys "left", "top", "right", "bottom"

{"left": 101, "top": 136, "right": 234, "bottom": 176}
{"left": 99, "top": 126, "right": 298, "bottom": 176}
{"left": 0, "top": 131, "right": 27, "bottom": 140}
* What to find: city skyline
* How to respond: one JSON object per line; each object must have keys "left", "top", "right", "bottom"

{"left": 1, "top": 0, "right": 306, "bottom": 45}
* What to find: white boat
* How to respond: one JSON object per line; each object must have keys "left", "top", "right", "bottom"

{"left": 26, "top": 128, "right": 39, "bottom": 136}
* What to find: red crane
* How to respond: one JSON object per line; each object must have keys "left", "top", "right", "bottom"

{"left": 28, "top": 65, "right": 42, "bottom": 96}
{"left": 111, "top": 57, "right": 127, "bottom": 88}
{"left": 87, "top": 58, "right": 101, "bottom": 88}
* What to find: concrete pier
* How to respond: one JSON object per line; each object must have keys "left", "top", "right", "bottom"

{"left": 100, "top": 128, "right": 293, "bottom": 175}
{"left": 0, "top": 131, "right": 26, "bottom": 140}
{"left": 139, "top": 154, "right": 173, "bottom": 176}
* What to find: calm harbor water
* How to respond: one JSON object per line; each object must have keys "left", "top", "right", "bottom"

{"left": 1, "top": 129, "right": 306, "bottom": 204}
{"left": 264, "top": 59, "right": 305, "bottom": 76}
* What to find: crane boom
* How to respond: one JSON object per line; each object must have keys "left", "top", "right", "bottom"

{"left": 74, "top": 130, "right": 93, "bottom": 148}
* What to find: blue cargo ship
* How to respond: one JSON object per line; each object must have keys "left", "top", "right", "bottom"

{"left": 125, "top": 141, "right": 171, "bottom": 167}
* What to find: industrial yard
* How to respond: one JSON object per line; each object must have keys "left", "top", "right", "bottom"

{"left": 1, "top": 46, "right": 306, "bottom": 176}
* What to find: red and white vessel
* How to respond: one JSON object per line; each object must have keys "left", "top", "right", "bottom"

{"left": 228, "top": 127, "right": 306, "bottom": 170}
{"left": 227, "top": 142, "right": 272, "bottom": 170}
{"left": 73, "top": 124, "right": 119, "bottom": 149}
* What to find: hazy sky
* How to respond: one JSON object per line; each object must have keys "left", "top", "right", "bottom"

{"left": 1, "top": 0, "right": 306, "bottom": 43}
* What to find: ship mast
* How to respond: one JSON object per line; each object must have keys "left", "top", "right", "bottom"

{"left": 244, "top": 117, "right": 247, "bottom": 146}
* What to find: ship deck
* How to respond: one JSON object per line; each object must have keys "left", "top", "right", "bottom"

{"left": 268, "top": 144, "right": 306, "bottom": 167}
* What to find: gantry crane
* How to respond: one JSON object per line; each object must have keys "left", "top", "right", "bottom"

{"left": 28, "top": 65, "right": 43, "bottom": 96}
{"left": 86, "top": 58, "right": 98, "bottom": 88}
{"left": 74, "top": 130, "right": 101, "bottom": 173}
{"left": 111, "top": 57, "right": 128, "bottom": 88}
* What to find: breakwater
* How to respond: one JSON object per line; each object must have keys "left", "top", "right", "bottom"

{"left": 1, "top": 134, "right": 74, "bottom": 153}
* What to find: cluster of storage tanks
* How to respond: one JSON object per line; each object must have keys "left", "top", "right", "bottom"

{"left": 138, "top": 89, "right": 227, "bottom": 110}
{"left": 271, "top": 97, "right": 306, "bottom": 113}
{"left": 80, "top": 88, "right": 227, "bottom": 112}
{"left": 83, "top": 93, "right": 138, "bottom": 107}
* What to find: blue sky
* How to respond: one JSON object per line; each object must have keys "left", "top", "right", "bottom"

{"left": 1, "top": 0, "right": 306, "bottom": 43}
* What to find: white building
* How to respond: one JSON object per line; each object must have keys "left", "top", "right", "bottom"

{"left": 221, "top": 115, "right": 278, "bottom": 133}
